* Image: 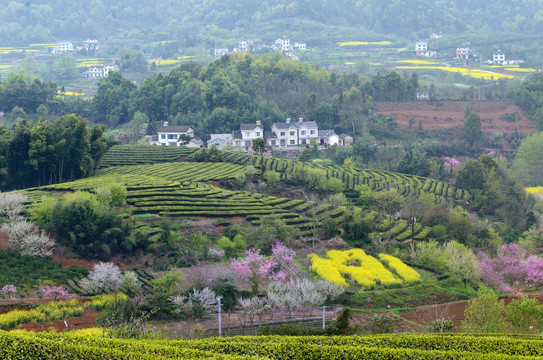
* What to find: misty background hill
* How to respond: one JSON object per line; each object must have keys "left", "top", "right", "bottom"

{"left": 2, "top": 0, "right": 543, "bottom": 46}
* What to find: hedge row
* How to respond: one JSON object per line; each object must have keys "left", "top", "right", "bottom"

{"left": 8, "top": 332, "right": 543, "bottom": 360}
{"left": 99, "top": 145, "right": 197, "bottom": 168}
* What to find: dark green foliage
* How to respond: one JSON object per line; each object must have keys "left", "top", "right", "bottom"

{"left": 396, "top": 151, "right": 430, "bottom": 177}
{"left": 334, "top": 307, "right": 354, "bottom": 335}
{"left": 0, "top": 250, "right": 88, "bottom": 290}
{"left": 463, "top": 107, "right": 483, "bottom": 147}
{"left": 341, "top": 210, "right": 372, "bottom": 247}
{"left": 0, "top": 114, "right": 105, "bottom": 191}
{"left": 364, "top": 312, "right": 401, "bottom": 334}
{"left": 48, "top": 196, "right": 133, "bottom": 259}
{"left": 92, "top": 71, "right": 137, "bottom": 127}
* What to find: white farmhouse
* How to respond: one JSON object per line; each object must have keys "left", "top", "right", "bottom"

{"left": 52, "top": 41, "right": 74, "bottom": 55}
{"left": 155, "top": 122, "right": 195, "bottom": 146}
{"left": 268, "top": 118, "right": 319, "bottom": 148}
{"left": 318, "top": 129, "right": 339, "bottom": 146}
{"left": 456, "top": 47, "right": 470, "bottom": 59}
{"left": 275, "top": 36, "right": 291, "bottom": 51}
{"left": 240, "top": 120, "right": 264, "bottom": 148}
{"left": 214, "top": 48, "right": 229, "bottom": 57}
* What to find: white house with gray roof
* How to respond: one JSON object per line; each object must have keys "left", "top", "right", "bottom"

{"left": 268, "top": 118, "right": 319, "bottom": 148}
{"left": 154, "top": 122, "right": 195, "bottom": 146}
{"left": 240, "top": 120, "right": 264, "bottom": 148}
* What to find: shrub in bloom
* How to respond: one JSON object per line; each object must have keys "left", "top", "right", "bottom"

{"left": 1, "top": 284, "right": 17, "bottom": 298}
{"left": 230, "top": 242, "right": 298, "bottom": 293}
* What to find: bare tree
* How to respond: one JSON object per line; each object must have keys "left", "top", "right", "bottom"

{"left": 414, "top": 302, "right": 454, "bottom": 333}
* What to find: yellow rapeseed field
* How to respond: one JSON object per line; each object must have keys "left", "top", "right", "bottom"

{"left": 156, "top": 59, "right": 181, "bottom": 66}
{"left": 503, "top": 68, "right": 538, "bottom": 73}
{"left": 337, "top": 41, "right": 392, "bottom": 47}
{"left": 57, "top": 91, "right": 85, "bottom": 96}
{"left": 396, "top": 65, "right": 514, "bottom": 80}
{"left": 397, "top": 60, "right": 439, "bottom": 65}
{"left": 526, "top": 187, "right": 543, "bottom": 195}
{"left": 309, "top": 249, "right": 419, "bottom": 289}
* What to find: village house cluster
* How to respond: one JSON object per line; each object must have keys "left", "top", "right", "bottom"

{"left": 415, "top": 36, "right": 524, "bottom": 64}
{"left": 51, "top": 39, "right": 99, "bottom": 55}
{"left": 214, "top": 36, "right": 306, "bottom": 61}
{"left": 146, "top": 119, "right": 353, "bottom": 151}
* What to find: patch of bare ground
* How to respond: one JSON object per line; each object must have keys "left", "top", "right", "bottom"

{"left": 0, "top": 230, "right": 8, "bottom": 250}
{"left": 401, "top": 295, "right": 543, "bottom": 331}
{"left": 375, "top": 101, "right": 535, "bottom": 135}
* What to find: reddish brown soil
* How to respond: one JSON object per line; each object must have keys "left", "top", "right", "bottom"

{"left": 375, "top": 101, "right": 536, "bottom": 134}
{"left": 401, "top": 295, "right": 543, "bottom": 330}
{"left": 0, "top": 230, "right": 8, "bottom": 250}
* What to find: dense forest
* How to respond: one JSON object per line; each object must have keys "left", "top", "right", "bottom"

{"left": 103, "top": 53, "right": 417, "bottom": 135}
{"left": 2, "top": 0, "right": 543, "bottom": 45}
{"left": 0, "top": 53, "right": 418, "bottom": 136}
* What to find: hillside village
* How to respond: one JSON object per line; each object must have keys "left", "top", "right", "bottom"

{"left": 145, "top": 118, "right": 353, "bottom": 151}
{"left": 3, "top": 1, "right": 543, "bottom": 357}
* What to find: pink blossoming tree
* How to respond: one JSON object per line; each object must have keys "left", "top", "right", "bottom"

{"left": 478, "top": 243, "right": 543, "bottom": 292}
{"left": 230, "top": 242, "right": 298, "bottom": 294}
{"left": 1, "top": 285, "right": 17, "bottom": 298}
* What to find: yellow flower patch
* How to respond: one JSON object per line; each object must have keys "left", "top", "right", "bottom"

{"left": 396, "top": 60, "right": 440, "bottom": 65}
{"left": 396, "top": 65, "right": 514, "bottom": 80}
{"left": 309, "top": 249, "right": 418, "bottom": 289}
{"left": 337, "top": 41, "right": 392, "bottom": 47}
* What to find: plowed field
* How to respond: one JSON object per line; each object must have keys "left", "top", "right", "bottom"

{"left": 376, "top": 101, "right": 535, "bottom": 134}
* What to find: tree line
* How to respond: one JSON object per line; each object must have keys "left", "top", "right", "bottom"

{"left": 0, "top": 114, "right": 108, "bottom": 190}
{"left": 93, "top": 53, "right": 418, "bottom": 136}
{"left": 3, "top": 0, "right": 543, "bottom": 45}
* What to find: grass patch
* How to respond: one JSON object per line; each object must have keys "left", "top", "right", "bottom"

{"left": 0, "top": 250, "right": 89, "bottom": 291}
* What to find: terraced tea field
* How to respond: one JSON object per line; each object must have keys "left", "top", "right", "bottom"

{"left": 3, "top": 330, "right": 543, "bottom": 359}
{"left": 21, "top": 146, "right": 460, "bottom": 240}
{"left": 98, "top": 145, "right": 197, "bottom": 168}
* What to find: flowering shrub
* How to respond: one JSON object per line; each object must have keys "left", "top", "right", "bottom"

{"left": 1, "top": 284, "right": 17, "bottom": 298}
{"left": 0, "top": 300, "right": 84, "bottom": 330}
{"left": 91, "top": 293, "right": 128, "bottom": 311}
{"left": 40, "top": 286, "right": 71, "bottom": 301}
{"left": 209, "top": 248, "right": 225, "bottom": 260}
{"left": 230, "top": 242, "right": 298, "bottom": 293}
{"left": 443, "top": 157, "right": 461, "bottom": 168}
{"left": 309, "top": 249, "right": 418, "bottom": 289}
{"left": 478, "top": 243, "right": 543, "bottom": 292}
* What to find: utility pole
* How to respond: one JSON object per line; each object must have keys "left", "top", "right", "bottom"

{"left": 218, "top": 296, "right": 222, "bottom": 337}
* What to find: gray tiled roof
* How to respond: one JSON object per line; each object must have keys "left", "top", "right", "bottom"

{"left": 158, "top": 125, "right": 192, "bottom": 133}
{"left": 240, "top": 123, "right": 262, "bottom": 130}
{"left": 318, "top": 130, "right": 336, "bottom": 137}
{"left": 273, "top": 121, "right": 318, "bottom": 130}
{"left": 265, "top": 132, "right": 277, "bottom": 139}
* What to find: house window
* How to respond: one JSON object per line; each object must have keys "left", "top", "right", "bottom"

{"left": 161, "top": 134, "right": 165, "bottom": 139}
{"left": 290, "top": 140, "right": 295, "bottom": 145}
{"left": 245, "top": 141, "right": 251, "bottom": 147}
{"left": 280, "top": 131, "right": 285, "bottom": 136}
{"left": 301, "top": 139, "right": 306, "bottom": 145}
{"left": 167, "top": 134, "right": 178, "bottom": 140}
{"left": 310, "top": 130, "right": 315, "bottom": 135}
{"left": 290, "top": 131, "right": 295, "bottom": 136}
{"left": 280, "top": 140, "right": 285, "bottom": 146}
{"left": 271, "top": 140, "right": 276, "bottom": 146}
{"left": 256, "top": 132, "right": 260, "bottom": 137}
{"left": 301, "top": 130, "right": 306, "bottom": 135}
